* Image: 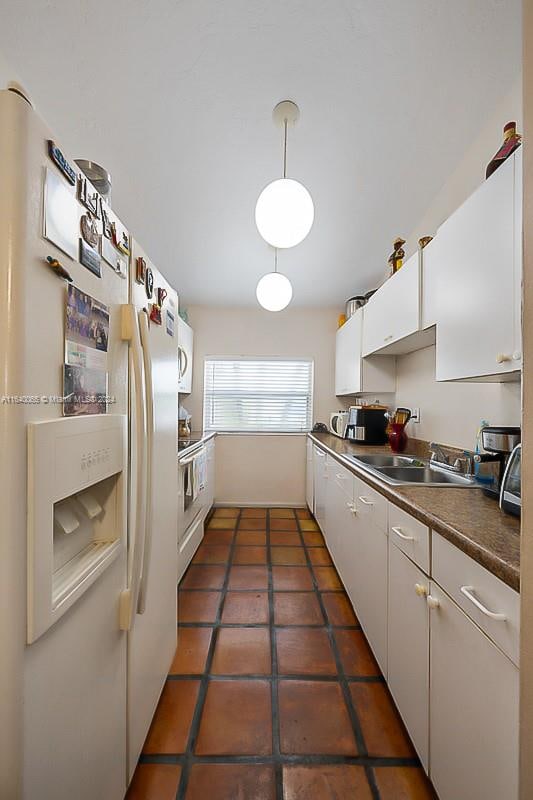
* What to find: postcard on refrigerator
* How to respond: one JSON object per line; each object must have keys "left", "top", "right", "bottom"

{"left": 63, "top": 364, "right": 107, "bottom": 416}
{"left": 65, "top": 284, "right": 110, "bottom": 368}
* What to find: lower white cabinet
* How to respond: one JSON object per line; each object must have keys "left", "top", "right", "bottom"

{"left": 348, "top": 477, "right": 388, "bottom": 675}
{"left": 313, "top": 446, "right": 327, "bottom": 531}
{"left": 428, "top": 579, "right": 519, "bottom": 800}
{"left": 305, "top": 438, "right": 314, "bottom": 511}
{"left": 308, "top": 439, "right": 519, "bottom": 800}
{"left": 387, "top": 542, "right": 429, "bottom": 770}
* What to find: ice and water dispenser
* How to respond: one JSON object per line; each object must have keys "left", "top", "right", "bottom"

{"left": 27, "top": 414, "right": 127, "bottom": 643}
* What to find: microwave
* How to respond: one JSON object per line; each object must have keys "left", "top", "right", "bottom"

{"left": 330, "top": 411, "right": 350, "bottom": 438}
{"left": 500, "top": 443, "right": 521, "bottom": 517}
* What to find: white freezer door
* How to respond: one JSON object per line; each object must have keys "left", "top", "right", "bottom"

{"left": 126, "top": 241, "right": 179, "bottom": 781}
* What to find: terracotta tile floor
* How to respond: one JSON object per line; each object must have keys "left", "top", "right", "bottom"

{"left": 129, "top": 507, "right": 437, "bottom": 800}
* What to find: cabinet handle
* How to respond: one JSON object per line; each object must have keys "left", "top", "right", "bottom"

{"left": 384, "top": 334, "right": 393, "bottom": 342}
{"left": 427, "top": 595, "right": 440, "bottom": 609}
{"left": 336, "top": 473, "right": 348, "bottom": 480}
{"left": 415, "top": 583, "right": 428, "bottom": 597}
{"left": 346, "top": 501, "right": 357, "bottom": 515}
{"left": 513, "top": 351, "right": 522, "bottom": 361}
{"left": 358, "top": 496, "right": 374, "bottom": 506}
{"left": 496, "top": 353, "right": 512, "bottom": 364}
{"left": 460, "top": 586, "right": 506, "bottom": 621}
{"left": 391, "top": 525, "right": 415, "bottom": 541}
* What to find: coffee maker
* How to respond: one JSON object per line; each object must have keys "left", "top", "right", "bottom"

{"left": 474, "top": 426, "right": 521, "bottom": 500}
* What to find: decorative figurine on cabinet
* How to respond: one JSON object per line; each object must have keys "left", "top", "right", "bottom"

{"left": 485, "top": 121, "right": 522, "bottom": 179}
{"left": 388, "top": 237, "right": 406, "bottom": 275}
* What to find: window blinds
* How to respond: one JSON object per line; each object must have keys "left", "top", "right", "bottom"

{"left": 203, "top": 357, "right": 314, "bottom": 433}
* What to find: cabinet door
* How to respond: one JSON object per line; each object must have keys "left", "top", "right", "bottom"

{"left": 177, "top": 318, "right": 194, "bottom": 393}
{"left": 428, "top": 581, "right": 519, "bottom": 800}
{"left": 305, "top": 439, "right": 314, "bottom": 511}
{"left": 313, "top": 447, "right": 327, "bottom": 532}
{"left": 388, "top": 543, "right": 429, "bottom": 770}
{"left": 362, "top": 254, "right": 420, "bottom": 356}
{"left": 425, "top": 152, "right": 521, "bottom": 381}
{"left": 335, "top": 311, "right": 362, "bottom": 395}
{"left": 345, "top": 480, "right": 388, "bottom": 675}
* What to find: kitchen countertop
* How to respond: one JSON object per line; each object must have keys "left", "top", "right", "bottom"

{"left": 309, "top": 432, "right": 520, "bottom": 592}
{"left": 178, "top": 430, "right": 216, "bottom": 460}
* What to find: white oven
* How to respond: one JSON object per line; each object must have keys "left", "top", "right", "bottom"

{"left": 178, "top": 443, "right": 207, "bottom": 539}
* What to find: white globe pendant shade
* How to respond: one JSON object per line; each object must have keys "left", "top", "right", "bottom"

{"left": 256, "top": 271, "right": 293, "bottom": 312}
{"left": 255, "top": 178, "right": 314, "bottom": 248}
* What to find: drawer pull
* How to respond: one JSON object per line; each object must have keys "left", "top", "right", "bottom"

{"left": 358, "top": 496, "right": 374, "bottom": 506}
{"left": 391, "top": 525, "right": 415, "bottom": 541}
{"left": 336, "top": 473, "right": 348, "bottom": 480}
{"left": 415, "top": 583, "right": 428, "bottom": 597}
{"left": 346, "top": 501, "right": 357, "bottom": 515}
{"left": 427, "top": 595, "right": 440, "bottom": 610}
{"left": 460, "top": 586, "right": 506, "bottom": 621}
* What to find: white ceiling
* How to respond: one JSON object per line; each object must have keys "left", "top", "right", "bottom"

{"left": 0, "top": 0, "right": 521, "bottom": 307}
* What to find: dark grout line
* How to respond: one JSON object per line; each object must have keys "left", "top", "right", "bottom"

{"left": 294, "top": 511, "right": 377, "bottom": 790}
{"left": 167, "top": 673, "right": 385, "bottom": 683}
{"left": 141, "top": 752, "right": 420, "bottom": 768}
{"left": 175, "top": 508, "right": 242, "bottom": 800}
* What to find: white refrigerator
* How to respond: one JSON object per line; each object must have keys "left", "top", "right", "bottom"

{"left": 0, "top": 87, "right": 179, "bottom": 799}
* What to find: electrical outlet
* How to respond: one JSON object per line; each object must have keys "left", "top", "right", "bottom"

{"left": 411, "top": 407, "right": 421, "bottom": 423}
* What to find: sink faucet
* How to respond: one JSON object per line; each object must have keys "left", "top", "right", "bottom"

{"left": 429, "top": 442, "right": 449, "bottom": 465}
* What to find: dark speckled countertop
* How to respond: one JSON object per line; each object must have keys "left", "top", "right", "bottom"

{"left": 309, "top": 432, "right": 520, "bottom": 592}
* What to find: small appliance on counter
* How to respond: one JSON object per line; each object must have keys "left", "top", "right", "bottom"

{"left": 500, "top": 443, "right": 521, "bottom": 517}
{"left": 346, "top": 405, "right": 388, "bottom": 445}
{"left": 475, "top": 425, "right": 521, "bottom": 502}
{"left": 330, "top": 410, "right": 350, "bottom": 438}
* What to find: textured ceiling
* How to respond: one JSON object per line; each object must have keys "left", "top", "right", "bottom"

{"left": 0, "top": 0, "right": 521, "bottom": 306}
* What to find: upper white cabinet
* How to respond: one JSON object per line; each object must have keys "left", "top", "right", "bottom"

{"left": 335, "top": 309, "right": 395, "bottom": 396}
{"left": 362, "top": 253, "right": 434, "bottom": 356}
{"left": 423, "top": 150, "right": 522, "bottom": 381}
{"left": 177, "top": 318, "right": 194, "bottom": 393}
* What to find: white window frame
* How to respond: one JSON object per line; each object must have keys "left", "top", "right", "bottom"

{"left": 203, "top": 356, "right": 314, "bottom": 435}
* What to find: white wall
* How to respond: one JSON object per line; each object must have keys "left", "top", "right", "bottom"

{"left": 405, "top": 80, "right": 522, "bottom": 255}
{"left": 395, "top": 345, "right": 521, "bottom": 450}
{"left": 186, "top": 305, "right": 340, "bottom": 505}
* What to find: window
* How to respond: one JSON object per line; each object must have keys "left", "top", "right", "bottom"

{"left": 203, "top": 357, "right": 314, "bottom": 434}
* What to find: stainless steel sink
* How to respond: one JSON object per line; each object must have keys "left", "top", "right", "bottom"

{"left": 344, "top": 454, "right": 478, "bottom": 487}
{"left": 347, "top": 454, "right": 425, "bottom": 468}
{"left": 376, "top": 466, "right": 477, "bottom": 487}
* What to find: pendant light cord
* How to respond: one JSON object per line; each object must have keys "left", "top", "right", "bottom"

{"left": 283, "top": 118, "right": 288, "bottom": 179}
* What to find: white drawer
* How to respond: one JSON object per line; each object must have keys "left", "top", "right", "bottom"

{"left": 354, "top": 476, "right": 387, "bottom": 533}
{"left": 432, "top": 532, "right": 520, "bottom": 666}
{"left": 388, "top": 503, "right": 430, "bottom": 574}
{"left": 178, "top": 512, "right": 204, "bottom": 583}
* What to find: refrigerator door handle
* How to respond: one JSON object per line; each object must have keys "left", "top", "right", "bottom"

{"left": 119, "top": 304, "right": 147, "bottom": 631}
{"left": 137, "top": 309, "right": 154, "bottom": 615}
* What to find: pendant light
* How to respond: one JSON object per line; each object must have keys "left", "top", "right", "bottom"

{"left": 256, "top": 249, "right": 293, "bottom": 312}
{"left": 255, "top": 101, "right": 314, "bottom": 249}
